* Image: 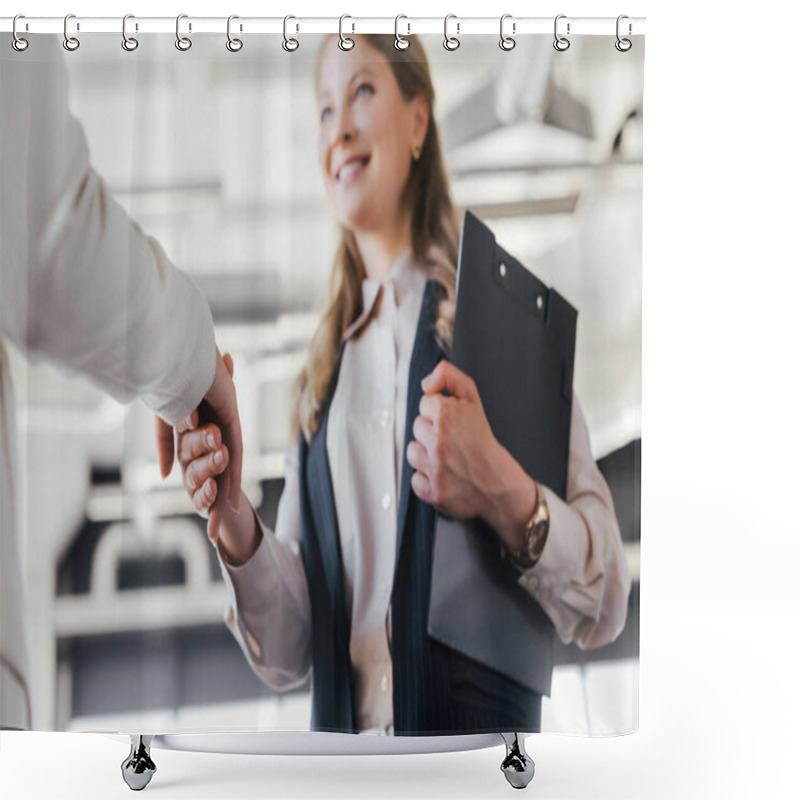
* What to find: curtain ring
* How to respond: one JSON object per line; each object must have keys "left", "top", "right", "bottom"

{"left": 615, "top": 15, "right": 632, "bottom": 52}
{"left": 122, "top": 14, "right": 139, "bottom": 51}
{"left": 553, "top": 14, "right": 570, "bottom": 52}
{"left": 339, "top": 14, "right": 355, "bottom": 50}
{"left": 394, "top": 15, "right": 410, "bottom": 51}
{"left": 499, "top": 14, "right": 516, "bottom": 51}
{"left": 443, "top": 14, "right": 460, "bottom": 51}
{"left": 63, "top": 14, "right": 80, "bottom": 51}
{"left": 282, "top": 15, "right": 299, "bottom": 52}
{"left": 12, "top": 15, "right": 29, "bottom": 52}
{"left": 175, "top": 14, "right": 192, "bottom": 51}
{"left": 226, "top": 15, "right": 243, "bottom": 52}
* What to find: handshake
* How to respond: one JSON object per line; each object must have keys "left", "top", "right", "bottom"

{"left": 156, "top": 347, "right": 258, "bottom": 564}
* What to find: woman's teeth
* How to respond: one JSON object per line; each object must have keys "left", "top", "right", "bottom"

{"left": 338, "top": 158, "right": 367, "bottom": 182}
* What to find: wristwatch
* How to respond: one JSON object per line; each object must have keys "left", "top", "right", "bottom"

{"left": 507, "top": 481, "right": 550, "bottom": 572}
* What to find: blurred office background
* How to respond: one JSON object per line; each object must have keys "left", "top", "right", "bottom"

{"left": 7, "top": 33, "right": 642, "bottom": 735}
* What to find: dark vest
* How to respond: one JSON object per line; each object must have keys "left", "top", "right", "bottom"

{"left": 298, "top": 281, "right": 550, "bottom": 735}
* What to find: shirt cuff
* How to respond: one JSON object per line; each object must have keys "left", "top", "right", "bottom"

{"left": 154, "top": 328, "right": 216, "bottom": 427}
{"left": 214, "top": 518, "right": 274, "bottom": 608}
{"left": 150, "top": 244, "right": 216, "bottom": 426}
{"left": 213, "top": 517, "right": 312, "bottom": 688}
{"left": 214, "top": 523, "right": 275, "bottom": 666}
{"left": 515, "top": 485, "right": 592, "bottom": 628}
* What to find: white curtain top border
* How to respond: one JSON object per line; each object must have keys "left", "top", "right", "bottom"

{"left": 0, "top": 16, "right": 646, "bottom": 37}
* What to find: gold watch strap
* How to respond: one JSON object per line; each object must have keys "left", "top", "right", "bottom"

{"left": 507, "top": 481, "right": 545, "bottom": 571}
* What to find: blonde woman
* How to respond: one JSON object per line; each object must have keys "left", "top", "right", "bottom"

{"left": 176, "top": 35, "right": 630, "bottom": 735}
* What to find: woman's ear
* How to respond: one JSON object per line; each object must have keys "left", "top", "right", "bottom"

{"left": 411, "top": 94, "right": 431, "bottom": 147}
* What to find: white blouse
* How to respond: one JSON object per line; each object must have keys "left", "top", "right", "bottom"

{"left": 215, "top": 247, "right": 631, "bottom": 735}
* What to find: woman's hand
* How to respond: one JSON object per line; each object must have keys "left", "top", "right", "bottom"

{"left": 407, "top": 360, "right": 538, "bottom": 553}
{"left": 407, "top": 361, "right": 497, "bottom": 519}
{"left": 157, "top": 348, "right": 243, "bottom": 544}
{"left": 176, "top": 411, "right": 229, "bottom": 522}
{"left": 174, "top": 356, "right": 260, "bottom": 565}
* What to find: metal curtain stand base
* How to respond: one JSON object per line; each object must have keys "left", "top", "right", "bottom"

{"left": 500, "top": 732, "right": 536, "bottom": 789}
{"left": 120, "top": 732, "right": 535, "bottom": 790}
{"left": 121, "top": 735, "right": 156, "bottom": 791}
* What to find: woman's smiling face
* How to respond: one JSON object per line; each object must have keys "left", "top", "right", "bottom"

{"left": 316, "top": 37, "right": 425, "bottom": 236}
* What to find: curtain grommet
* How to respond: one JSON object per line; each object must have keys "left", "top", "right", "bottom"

{"left": 63, "top": 13, "right": 80, "bottom": 52}
{"left": 175, "top": 14, "right": 192, "bottom": 51}
{"left": 339, "top": 14, "right": 355, "bottom": 51}
{"left": 500, "top": 14, "right": 516, "bottom": 51}
{"left": 615, "top": 15, "right": 632, "bottom": 52}
{"left": 282, "top": 15, "right": 299, "bottom": 52}
{"left": 122, "top": 14, "right": 139, "bottom": 52}
{"left": 226, "top": 15, "right": 243, "bottom": 52}
{"left": 443, "top": 14, "right": 460, "bottom": 51}
{"left": 553, "top": 14, "right": 570, "bottom": 52}
{"left": 394, "top": 15, "right": 410, "bottom": 51}
{"left": 12, "top": 14, "right": 29, "bottom": 52}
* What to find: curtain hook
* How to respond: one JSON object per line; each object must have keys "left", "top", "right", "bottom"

{"left": 500, "top": 14, "right": 516, "bottom": 51}
{"left": 339, "top": 14, "right": 355, "bottom": 50}
{"left": 226, "top": 14, "right": 243, "bottom": 52}
{"left": 12, "top": 14, "right": 29, "bottom": 52}
{"left": 615, "top": 14, "right": 632, "bottom": 52}
{"left": 282, "top": 15, "right": 299, "bottom": 52}
{"left": 63, "top": 13, "right": 80, "bottom": 51}
{"left": 175, "top": 14, "right": 192, "bottom": 51}
{"left": 122, "top": 14, "right": 139, "bottom": 51}
{"left": 443, "top": 14, "right": 460, "bottom": 51}
{"left": 553, "top": 14, "right": 570, "bottom": 52}
{"left": 394, "top": 14, "right": 410, "bottom": 51}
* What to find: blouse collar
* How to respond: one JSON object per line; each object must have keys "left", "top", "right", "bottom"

{"left": 342, "top": 247, "right": 428, "bottom": 342}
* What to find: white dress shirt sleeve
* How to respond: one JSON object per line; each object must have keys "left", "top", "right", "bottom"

{"left": 1, "top": 43, "right": 216, "bottom": 730}
{"left": 0, "top": 43, "right": 215, "bottom": 426}
{"left": 516, "top": 394, "right": 632, "bottom": 649}
{"left": 214, "top": 445, "right": 312, "bottom": 691}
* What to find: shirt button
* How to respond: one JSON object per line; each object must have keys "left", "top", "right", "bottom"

{"left": 380, "top": 410, "right": 390, "bottom": 427}
{"left": 539, "top": 588, "right": 550, "bottom": 604}
{"left": 380, "top": 675, "right": 389, "bottom": 692}
{"left": 382, "top": 493, "right": 392, "bottom": 511}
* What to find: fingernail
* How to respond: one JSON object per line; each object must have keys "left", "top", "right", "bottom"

{"left": 207, "top": 432, "right": 216, "bottom": 448}
{"left": 214, "top": 450, "right": 224, "bottom": 466}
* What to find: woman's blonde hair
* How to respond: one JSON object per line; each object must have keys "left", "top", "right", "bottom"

{"left": 292, "top": 34, "right": 460, "bottom": 443}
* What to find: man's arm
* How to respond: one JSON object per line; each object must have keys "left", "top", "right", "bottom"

{"left": 1, "top": 43, "right": 215, "bottom": 425}
{"left": 0, "top": 40, "right": 240, "bottom": 512}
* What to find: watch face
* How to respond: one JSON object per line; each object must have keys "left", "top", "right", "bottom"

{"left": 528, "top": 521, "right": 549, "bottom": 559}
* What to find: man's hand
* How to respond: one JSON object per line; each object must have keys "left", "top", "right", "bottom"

{"left": 156, "top": 347, "right": 242, "bottom": 542}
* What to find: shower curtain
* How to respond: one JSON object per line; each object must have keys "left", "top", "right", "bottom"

{"left": 1, "top": 25, "right": 643, "bottom": 740}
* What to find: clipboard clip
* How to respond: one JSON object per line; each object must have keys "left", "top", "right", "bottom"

{"left": 495, "top": 258, "right": 548, "bottom": 320}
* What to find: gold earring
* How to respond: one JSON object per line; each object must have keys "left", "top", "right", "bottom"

{"left": 412, "top": 144, "right": 422, "bottom": 161}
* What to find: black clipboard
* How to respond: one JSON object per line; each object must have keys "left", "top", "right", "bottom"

{"left": 427, "top": 211, "right": 577, "bottom": 696}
